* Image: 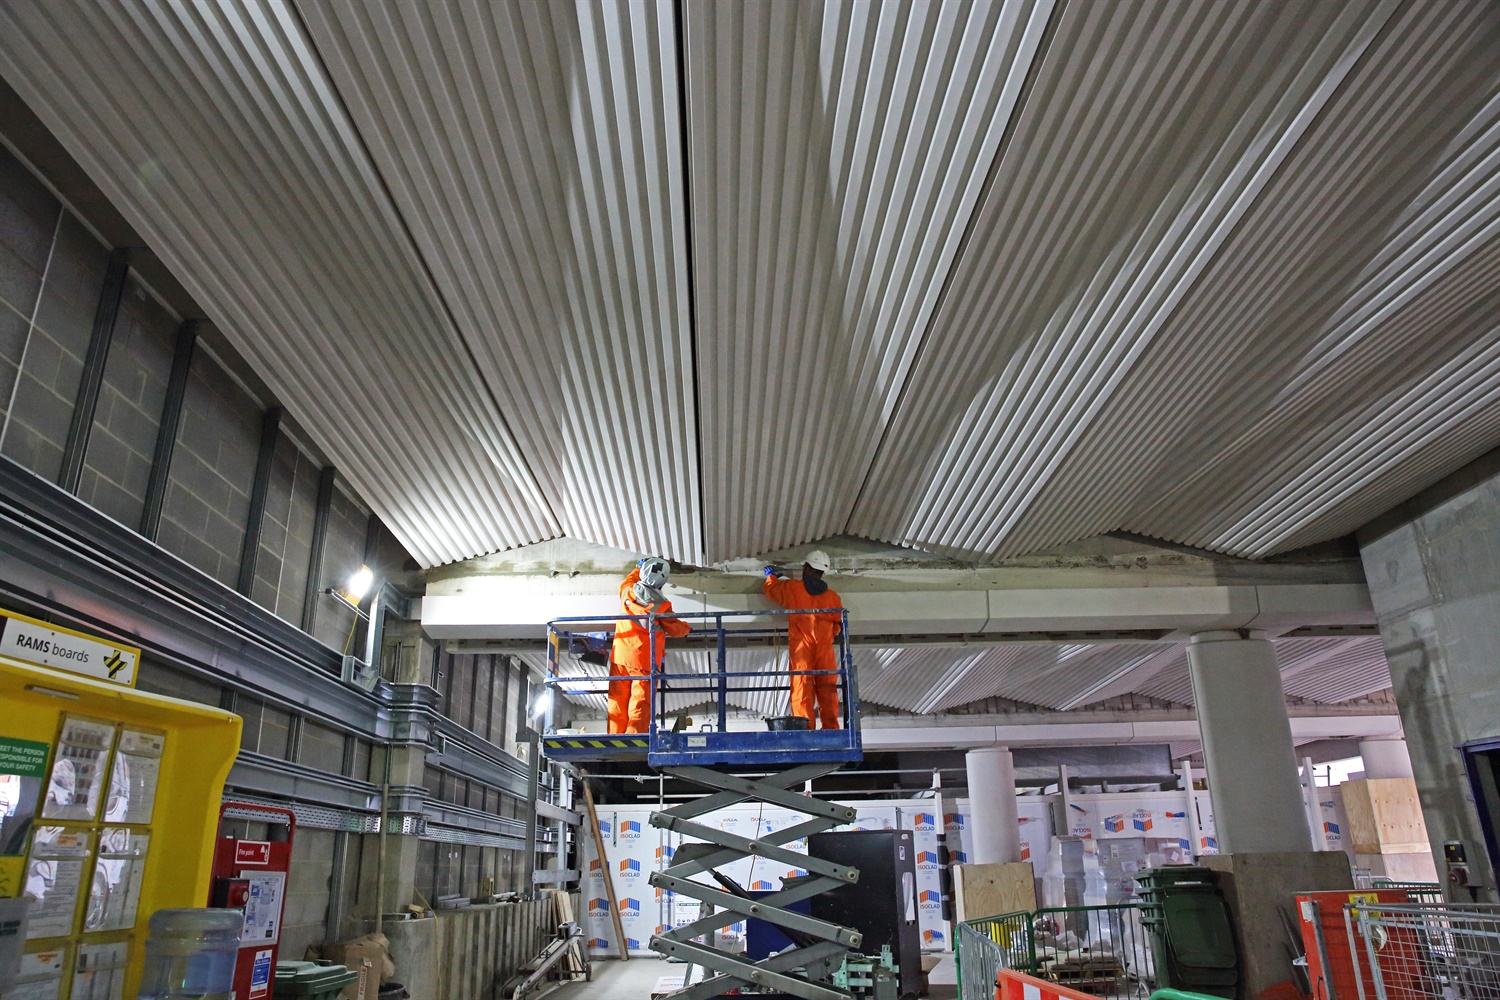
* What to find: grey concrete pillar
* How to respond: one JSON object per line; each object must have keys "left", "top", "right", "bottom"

{"left": 966, "top": 747, "right": 1021, "bottom": 864}
{"left": 1187, "top": 631, "right": 1311, "bottom": 854}
{"left": 1359, "top": 738, "right": 1414, "bottom": 779}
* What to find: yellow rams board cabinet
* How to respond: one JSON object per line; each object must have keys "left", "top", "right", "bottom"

{"left": 0, "top": 636, "right": 241, "bottom": 1000}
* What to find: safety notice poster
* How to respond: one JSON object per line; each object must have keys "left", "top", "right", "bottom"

{"left": 240, "top": 872, "right": 285, "bottom": 945}
{"left": 106, "top": 730, "right": 163, "bottom": 826}
{"left": 42, "top": 719, "right": 114, "bottom": 823}
{"left": 0, "top": 735, "right": 48, "bottom": 895}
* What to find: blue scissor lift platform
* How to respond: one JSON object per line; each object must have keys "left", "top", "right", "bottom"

{"left": 539, "top": 610, "right": 868, "bottom": 1000}
{"left": 537, "top": 609, "right": 863, "bottom": 770}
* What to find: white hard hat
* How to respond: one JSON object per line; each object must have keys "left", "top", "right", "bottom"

{"left": 638, "top": 556, "right": 670, "bottom": 590}
{"left": 804, "top": 550, "right": 831, "bottom": 572}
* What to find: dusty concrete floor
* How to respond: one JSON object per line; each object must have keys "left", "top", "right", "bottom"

{"left": 543, "top": 955, "right": 959, "bottom": 999}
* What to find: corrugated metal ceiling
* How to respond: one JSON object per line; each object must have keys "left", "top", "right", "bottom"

{"left": 2, "top": 0, "right": 1498, "bottom": 567}
{"left": 532, "top": 634, "right": 1391, "bottom": 718}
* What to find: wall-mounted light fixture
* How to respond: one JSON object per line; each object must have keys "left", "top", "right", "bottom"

{"left": 339, "top": 565, "right": 374, "bottom": 605}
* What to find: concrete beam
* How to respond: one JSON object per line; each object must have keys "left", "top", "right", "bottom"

{"left": 858, "top": 713, "right": 1403, "bottom": 751}
{"left": 422, "top": 579, "right": 1373, "bottom": 640}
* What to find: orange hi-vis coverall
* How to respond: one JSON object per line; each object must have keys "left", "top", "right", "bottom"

{"left": 608, "top": 567, "right": 690, "bottom": 734}
{"left": 763, "top": 575, "right": 843, "bottom": 730}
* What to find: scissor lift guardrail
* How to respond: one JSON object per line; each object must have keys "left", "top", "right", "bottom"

{"left": 539, "top": 609, "right": 866, "bottom": 1000}
{"left": 538, "top": 608, "right": 862, "bottom": 768}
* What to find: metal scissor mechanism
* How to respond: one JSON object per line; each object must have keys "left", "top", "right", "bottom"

{"left": 648, "top": 763, "right": 863, "bottom": 1000}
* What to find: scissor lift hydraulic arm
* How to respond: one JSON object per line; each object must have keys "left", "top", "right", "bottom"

{"left": 539, "top": 609, "right": 866, "bottom": 1000}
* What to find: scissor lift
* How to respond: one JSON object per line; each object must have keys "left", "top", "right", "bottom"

{"left": 539, "top": 610, "right": 865, "bottom": 1000}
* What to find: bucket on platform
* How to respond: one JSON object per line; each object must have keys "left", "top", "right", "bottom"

{"left": 136, "top": 908, "right": 242, "bottom": 1000}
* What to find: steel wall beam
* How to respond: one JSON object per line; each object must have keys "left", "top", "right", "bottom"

{"left": 237, "top": 406, "right": 283, "bottom": 596}
{"left": 301, "top": 465, "right": 336, "bottom": 633}
{"left": 140, "top": 319, "right": 198, "bottom": 540}
{"left": 59, "top": 247, "right": 131, "bottom": 494}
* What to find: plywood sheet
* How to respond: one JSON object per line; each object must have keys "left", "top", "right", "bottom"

{"left": 1342, "top": 778, "right": 1429, "bottom": 854}
{"left": 953, "top": 862, "right": 1035, "bottom": 921}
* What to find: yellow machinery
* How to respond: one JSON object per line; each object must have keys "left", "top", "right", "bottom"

{"left": 0, "top": 631, "right": 241, "bottom": 999}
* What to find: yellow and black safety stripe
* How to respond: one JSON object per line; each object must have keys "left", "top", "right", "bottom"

{"left": 543, "top": 737, "right": 649, "bottom": 749}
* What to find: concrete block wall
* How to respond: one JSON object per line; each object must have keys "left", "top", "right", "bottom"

{"left": 0, "top": 212, "right": 105, "bottom": 482}
{"left": 282, "top": 827, "right": 337, "bottom": 961}
{"left": 78, "top": 274, "right": 176, "bottom": 527}
{"left": 0, "top": 144, "right": 59, "bottom": 430}
{"left": 312, "top": 484, "right": 370, "bottom": 650}
{"left": 158, "top": 344, "right": 262, "bottom": 588}
{"left": 251, "top": 429, "right": 320, "bottom": 624}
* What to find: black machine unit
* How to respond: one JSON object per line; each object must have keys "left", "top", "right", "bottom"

{"left": 808, "top": 831, "right": 922, "bottom": 997}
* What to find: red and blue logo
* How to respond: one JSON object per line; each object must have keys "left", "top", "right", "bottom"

{"left": 597, "top": 820, "right": 611, "bottom": 836}
{"left": 587, "top": 897, "right": 608, "bottom": 916}
{"left": 917, "top": 851, "right": 939, "bottom": 870}
{"left": 944, "top": 813, "right": 964, "bottom": 828}
{"left": 784, "top": 868, "right": 808, "bottom": 880}
{"left": 914, "top": 812, "right": 936, "bottom": 830}
{"left": 951, "top": 851, "right": 968, "bottom": 864}
{"left": 588, "top": 938, "right": 610, "bottom": 950}
{"left": 923, "top": 929, "right": 945, "bottom": 944}
{"left": 1165, "top": 811, "right": 1185, "bottom": 820}
{"left": 620, "top": 820, "right": 642, "bottom": 839}
{"left": 587, "top": 859, "right": 602, "bottom": 876}
{"left": 619, "top": 898, "right": 641, "bottom": 915}
{"left": 1324, "top": 821, "right": 1340, "bottom": 836}
{"left": 656, "top": 845, "right": 675, "bottom": 862}
{"left": 1201, "top": 836, "right": 1218, "bottom": 850}
{"left": 919, "top": 889, "right": 941, "bottom": 904}
{"left": 625, "top": 938, "right": 641, "bottom": 950}
{"left": 751, "top": 880, "right": 773, "bottom": 891}
{"left": 620, "top": 859, "right": 642, "bottom": 878}
{"left": 1105, "top": 815, "right": 1125, "bottom": 833}
{"left": 1133, "top": 812, "right": 1153, "bottom": 833}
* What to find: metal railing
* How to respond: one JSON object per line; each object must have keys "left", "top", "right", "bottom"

{"left": 1369, "top": 881, "right": 1447, "bottom": 904}
{"left": 1345, "top": 901, "right": 1500, "bottom": 1000}
{"left": 543, "top": 608, "right": 857, "bottom": 729}
{"left": 966, "top": 917, "right": 1014, "bottom": 1000}
{"left": 959, "top": 906, "right": 1154, "bottom": 1000}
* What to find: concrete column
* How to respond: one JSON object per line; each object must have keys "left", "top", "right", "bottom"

{"left": 966, "top": 747, "right": 1021, "bottom": 864}
{"left": 1187, "top": 631, "right": 1310, "bottom": 854}
{"left": 1359, "top": 738, "right": 1414, "bottom": 779}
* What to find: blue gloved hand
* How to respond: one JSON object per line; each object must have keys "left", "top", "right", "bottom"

{"left": 764, "top": 566, "right": 778, "bottom": 578}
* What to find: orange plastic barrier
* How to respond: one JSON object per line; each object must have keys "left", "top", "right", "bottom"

{"left": 996, "top": 968, "right": 1107, "bottom": 1000}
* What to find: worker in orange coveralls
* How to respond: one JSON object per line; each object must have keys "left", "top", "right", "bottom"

{"left": 763, "top": 550, "right": 843, "bottom": 730}
{"left": 607, "top": 556, "right": 690, "bottom": 734}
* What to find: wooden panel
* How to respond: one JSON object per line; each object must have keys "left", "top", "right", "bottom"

{"left": 432, "top": 895, "right": 560, "bottom": 999}
{"left": 953, "top": 862, "right": 1036, "bottom": 921}
{"left": 1342, "top": 778, "right": 1430, "bottom": 855}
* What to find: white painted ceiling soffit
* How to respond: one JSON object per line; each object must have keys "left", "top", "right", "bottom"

{"left": 3, "top": 1, "right": 1500, "bottom": 569}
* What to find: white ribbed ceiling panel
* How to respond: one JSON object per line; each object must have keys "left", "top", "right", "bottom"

{"left": 686, "top": 0, "right": 1053, "bottom": 557}
{"left": 1138, "top": 636, "right": 1395, "bottom": 707}
{"left": 852, "top": 0, "right": 1405, "bottom": 556}
{"left": 851, "top": 0, "right": 1500, "bottom": 560}
{"left": 299, "top": 0, "right": 703, "bottom": 561}
{"left": 538, "top": 631, "right": 1392, "bottom": 720}
{"left": 4, "top": 0, "right": 1500, "bottom": 574}
{"left": 0, "top": 0, "right": 557, "bottom": 566}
